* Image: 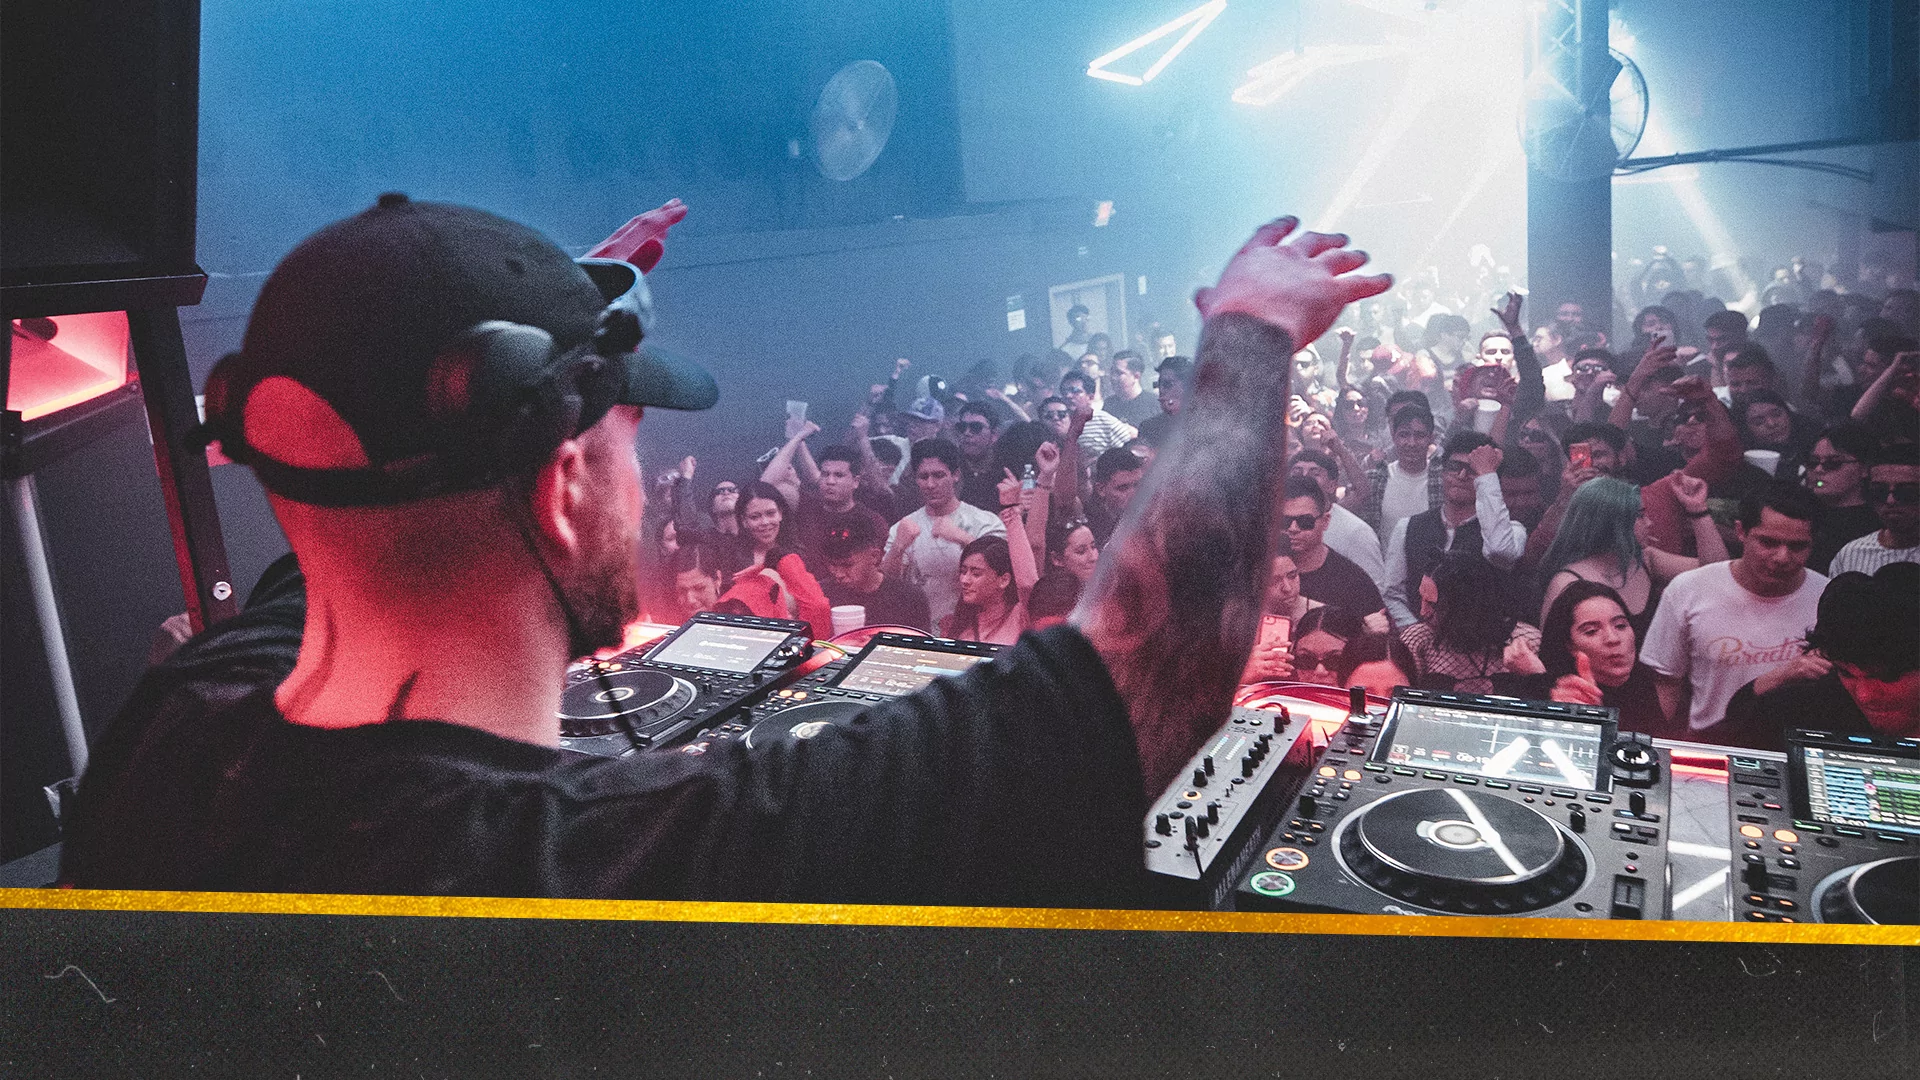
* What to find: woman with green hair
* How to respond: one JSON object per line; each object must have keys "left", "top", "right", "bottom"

{"left": 1536, "top": 473, "right": 1728, "bottom": 638}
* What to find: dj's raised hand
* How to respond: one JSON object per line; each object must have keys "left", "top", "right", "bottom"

{"left": 586, "top": 198, "right": 688, "bottom": 273}
{"left": 1193, "top": 217, "right": 1393, "bottom": 347}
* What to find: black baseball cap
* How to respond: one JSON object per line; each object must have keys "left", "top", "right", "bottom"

{"left": 193, "top": 193, "right": 718, "bottom": 505}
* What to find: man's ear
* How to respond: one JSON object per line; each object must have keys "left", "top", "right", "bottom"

{"left": 528, "top": 437, "right": 591, "bottom": 558}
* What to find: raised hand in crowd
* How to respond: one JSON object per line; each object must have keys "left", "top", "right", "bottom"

{"left": 1750, "top": 647, "right": 1833, "bottom": 698}
{"left": 1490, "top": 290, "right": 1523, "bottom": 336}
{"left": 1551, "top": 652, "right": 1605, "bottom": 707}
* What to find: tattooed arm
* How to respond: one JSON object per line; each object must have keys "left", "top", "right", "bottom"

{"left": 1072, "top": 219, "right": 1391, "bottom": 791}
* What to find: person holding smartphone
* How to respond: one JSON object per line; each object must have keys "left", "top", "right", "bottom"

{"left": 1239, "top": 553, "right": 1326, "bottom": 684}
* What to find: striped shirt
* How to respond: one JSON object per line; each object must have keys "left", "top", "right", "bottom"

{"left": 1076, "top": 410, "right": 1139, "bottom": 457}
{"left": 1827, "top": 533, "right": 1920, "bottom": 577}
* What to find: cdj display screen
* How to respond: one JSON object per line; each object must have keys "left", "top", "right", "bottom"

{"left": 837, "top": 644, "right": 989, "bottom": 698}
{"left": 1798, "top": 746, "right": 1920, "bottom": 835}
{"left": 648, "top": 623, "right": 792, "bottom": 674}
{"left": 1379, "top": 702, "right": 1607, "bottom": 790}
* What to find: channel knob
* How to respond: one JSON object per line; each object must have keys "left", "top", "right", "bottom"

{"left": 1193, "top": 767, "right": 1209, "bottom": 788}
{"left": 1569, "top": 807, "right": 1586, "bottom": 833}
{"left": 1629, "top": 791, "right": 1647, "bottom": 816}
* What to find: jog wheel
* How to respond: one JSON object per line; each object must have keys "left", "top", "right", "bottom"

{"left": 1336, "top": 788, "right": 1588, "bottom": 914}
{"left": 744, "top": 700, "right": 869, "bottom": 751}
{"left": 1813, "top": 857, "right": 1920, "bottom": 925}
{"left": 558, "top": 669, "right": 697, "bottom": 738}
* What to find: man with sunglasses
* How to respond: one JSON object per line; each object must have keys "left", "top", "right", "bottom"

{"left": 1279, "top": 476, "right": 1387, "bottom": 631}
{"left": 1828, "top": 441, "right": 1920, "bottom": 576}
{"left": 1801, "top": 423, "right": 1883, "bottom": 573}
{"left": 951, "top": 402, "right": 1005, "bottom": 512}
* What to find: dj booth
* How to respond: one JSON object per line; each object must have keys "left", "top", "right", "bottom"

{"left": 567, "top": 613, "right": 1918, "bottom": 926}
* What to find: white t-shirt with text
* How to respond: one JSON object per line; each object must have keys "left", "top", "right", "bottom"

{"left": 1638, "top": 562, "right": 1827, "bottom": 732}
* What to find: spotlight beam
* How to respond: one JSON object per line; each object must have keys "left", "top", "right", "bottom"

{"left": 1086, "top": 0, "right": 1228, "bottom": 87}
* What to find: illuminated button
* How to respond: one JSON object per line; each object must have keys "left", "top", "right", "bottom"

{"left": 1744, "top": 894, "right": 1768, "bottom": 907}
{"left": 1248, "top": 871, "right": 1297, "bottom": 898}
{"left": 1364, "top": 764, "right": 1386, "bottom": 773}
{"left": 1484, "top": 780, "right": 1511, "bottom": 789}
{"left": 1265, "top": 846, "right": 1311, "bottom": 871}
{"left": 1744, "top": 840, "right": 1761, "bottom": 850}
{"left": 777, "top": 690, "right": 794, "bottom": 699}
{"left": 1342, "top": 769, "right": 1362, "bottom": 781}
{"left": 1778, "top": 845, "right": 1796, "bottom": 856}
{"left": 1624, "top": 864, "right": 1638, "bottom": 874}
{"left": 1299, "top": 835, "right": 1318, "bottom": 846}
{"left": 1738, "top": 825, "right": 1764, "bottom": 839}
{"left": 1319, "top": 766, "right": 1337, "bottom": 777}
{"left": 1392, "top": 767, "right": 1417, "bottom": 776}
{"left": 1774, "top": 898, "right": 1798, "bottom": 911}
{"left": 1772, "top": 829, "right": 1799, "bottom": 844}
{"left": 1454, "top": 776, "right": 1479, "bottom": 785}
{"left": 1518, "top": 784, "right": 1544, "bottom": 794}
{"left": 1745, "top": 911, "right": 1769, "bottom": 922}
{"left": 1763, "top": 802, "right": 1783, "bottom": 810}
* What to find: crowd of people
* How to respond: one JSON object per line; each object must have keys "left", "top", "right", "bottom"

{"left": 642, "top": 262, "right": 1920, "bottom": 752}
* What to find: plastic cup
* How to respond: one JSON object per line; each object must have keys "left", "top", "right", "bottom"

{"left": 830, "top": 605, "right": 867, "bottom": 637}
{"left": 1472, "top": 398, "right": 1501, "bottom": 433}
{"left": 1744, "top": 449, "right": 1781, "bottom": 476}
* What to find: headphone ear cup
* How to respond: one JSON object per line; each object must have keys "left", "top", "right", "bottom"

{"left": 429, "top": 320, "right": 581, "bottom": 484}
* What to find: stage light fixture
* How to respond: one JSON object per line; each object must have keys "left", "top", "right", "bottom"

{"left": 1086, "top": 0, "right": 1227, "bottom": 87}
{"left": 1231, "top": 43, "right": 1408, "bottom": 107}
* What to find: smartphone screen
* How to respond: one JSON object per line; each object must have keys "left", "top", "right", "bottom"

{"left": 1568, "top": 442, "right": 1592, "bottom": 472}
{"left": 1258, "top": 614, "right": 1291, "bottom": 652}
{"left": 786, "top": 400, "right": 809, "bottom": 422}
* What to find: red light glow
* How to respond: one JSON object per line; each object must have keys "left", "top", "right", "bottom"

{"left": 8, "top": 312, "right": 132, "bottom": 421}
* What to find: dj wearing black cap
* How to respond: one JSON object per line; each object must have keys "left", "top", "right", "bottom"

{"left": 59, "top": 201, "right": 1389, "bottom": 904}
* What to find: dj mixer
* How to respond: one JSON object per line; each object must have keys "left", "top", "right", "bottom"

{"left": 690, "top": 631, "right": 1003, "bottom": 752}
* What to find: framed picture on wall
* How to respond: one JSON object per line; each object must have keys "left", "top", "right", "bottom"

{"left": 1048, "top": 274, "right": 1127, "bottom": 361}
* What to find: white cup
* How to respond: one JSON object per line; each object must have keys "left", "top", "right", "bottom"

{"left": 1472, "top": 398, "right": 1501, "bottom": 433}
{"left": 1744, "top": 449, "right": 1781, "bottom": 476}
{"left": 830, "top": 605, "right": 867, "bottom": 637}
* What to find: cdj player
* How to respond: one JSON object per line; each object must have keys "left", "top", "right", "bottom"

{"left": 1726, "top": 731, "right": 1920, "bottom": 925}
{"left": 1236, "top": 688, "right": 1672, "bottom": 920}
{"left": 687, "top": 632, "right": 1003, "bottom": 753}
{"left": 556, "top": 612, "right": 813, "bottom": 758}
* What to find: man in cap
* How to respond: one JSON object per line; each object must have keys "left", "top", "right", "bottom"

{"left": 60, "top": 204, "right": 1388, "bottom": 905}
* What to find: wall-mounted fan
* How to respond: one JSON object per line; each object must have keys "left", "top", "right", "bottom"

{"left": 1524, "top": 48, "right": 1649, "bottom": 182}
{"left": 810, "top": 59, "right": 898, "bottom": 181}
